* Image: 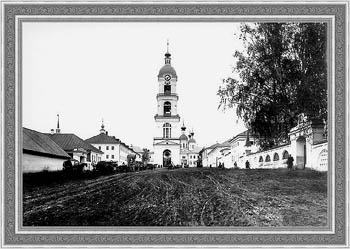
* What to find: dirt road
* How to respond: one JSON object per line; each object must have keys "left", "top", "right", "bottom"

{"left": 23, "top": 168, "right": 327, "bottom": 226}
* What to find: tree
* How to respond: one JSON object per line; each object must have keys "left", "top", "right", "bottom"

{"left": 218, "top": 23, "right": 327, "bottom": 149}
{"left": 142, "top": 148, "right": 150, "bottom": 165}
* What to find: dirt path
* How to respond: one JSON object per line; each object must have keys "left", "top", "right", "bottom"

{"left": 23, "top": 168, "right": 327, "bottom": 226}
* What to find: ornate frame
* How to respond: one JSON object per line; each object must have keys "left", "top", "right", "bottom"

{"left": 1, "top": 1, "right": 348, "bottom": 247}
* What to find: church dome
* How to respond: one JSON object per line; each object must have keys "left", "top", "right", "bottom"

{"left": 179, "top": 134, "right": 188, "bottom": 140}
{"left": 189, "top": 138, "right": 196, "bottom": 143}
{"left": 158, "top": 64, "right": 177, "bottom": 78}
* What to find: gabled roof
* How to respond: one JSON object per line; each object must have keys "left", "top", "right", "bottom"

{"left": 85, "top": 133, "right": 121, "bottom": 145}
{"left": 131, "top": 145, "right": 144, "bottom": 154}
{"left": 208, "top": 139, "right": 231, "bottom": 155}
{"left": 230, "top": 129, "right": 258, "bottom": 143}
{"left": 23, "top": 128, "right": 70, "bottom": 159}
{"left": 47, "top": 133, "right": 103, "bottom": 154}
{"left": 190, "top": 146, "right": 203, "bottom": 154}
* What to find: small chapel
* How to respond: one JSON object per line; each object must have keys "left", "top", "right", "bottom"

{"left": 152, "top": 42, "right": 201, "bottom": 167}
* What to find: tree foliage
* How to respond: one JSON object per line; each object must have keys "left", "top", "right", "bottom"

{"left": 218, "top": 23, "right": 327, "bottom": 149}
{"left": 142, "top": 148, "right": 150, "bottom": 165}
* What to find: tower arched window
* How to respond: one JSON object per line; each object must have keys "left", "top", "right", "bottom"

{"left": 164, "top": 85, "right": 171, "bottom": 95}
{"left": 163, "top": 123, "right": 171, "bottom": 138}
{"left": 164, "top": 101, "right": 171, "bottom": 116}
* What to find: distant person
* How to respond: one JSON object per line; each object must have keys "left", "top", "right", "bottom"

{"left": 210, "top": 164, "right": 212, "bottom": 168}
{"left": 245, "top": 160, "right": 250, "bottom": 169}
{"left": 219, "top": 162, "right": 222, "bottom": 168}
{"left": 234, "top": 162, "right": 238, "bottom": 169}
{"left": 222, "top": 162, "right": 225, "bottom": 169}
{"left": 287, "top": 155, "right": 294, "bottom": 170}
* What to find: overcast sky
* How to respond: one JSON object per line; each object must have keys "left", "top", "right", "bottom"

{"left": 23, "top": 22, "right": 247, "bottom": 149}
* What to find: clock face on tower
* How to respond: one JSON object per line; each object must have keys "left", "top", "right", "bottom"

{"left": 164, "top": 74, "right": 172, "bottom": 82}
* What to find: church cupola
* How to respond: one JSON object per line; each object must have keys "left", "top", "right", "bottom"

{"left": 188, "top": 129, "right": 196, "bottom": 145}
{"left": 100, "top": 119, "right": 106, "bottom": 134}
{"left": 179, "top": 120, "right": 188, "bottom": 142}
{"left": 158, "top": 40, "right": 177, "bottom": 78}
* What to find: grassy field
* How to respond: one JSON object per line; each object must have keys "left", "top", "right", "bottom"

{"left": 23, "top": 168, "right": 327, "bottom": 226}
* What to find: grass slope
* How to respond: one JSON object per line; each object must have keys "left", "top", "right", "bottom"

{"left": 23, "top": 168, "right": 327, "bottom": 226}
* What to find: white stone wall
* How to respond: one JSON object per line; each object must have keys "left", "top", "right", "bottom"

{"left": 207, "top": 149, "right": 220, "bottom": 167}
{"left": 230, "top": 137, "right": 259, "bottom": 168}
{"left": 245, "top": 145, "right": 292, "bottom": 169}
{"left": 310, "top": 142, "right": 328, "bottom": 171}
{"left": 23, "top": 154, "right": 65, "bottom": 173}
{"left": 218, "top": 153, "right": 232, "bottom": 168}
{"left": 239, "top": 142, "right": 327, "bottom": 171}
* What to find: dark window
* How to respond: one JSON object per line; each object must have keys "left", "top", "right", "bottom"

{"left": 112, "top": 146, "right": 114, "bottom": 150}
{"left": 164, "top": 85, "right": 171, "bottom": 95}
{"left": 265, "top": 155, "right": 271, "bottom": 162}
{"left": 98, "top": 146, "right": 101, "bottom": 150}
{"left": 106, "top": 146, "right": 109, "bottom": 150}
{"left": 273, "top": 153, "right": 279, "bottom": 161}
{"left": 282, "top": 151, "right": 289, "bottom": 159}
{"left": 112, "top": 155, "right": 114, "bottom": 159}
{"left": 164, "top": 101, "right": 171, "bottom": 116}
{"left": 106, "top": 155, "right": 109, "bottom": 159}
{"left": 259, "top": 156, "right": 263, "bottom": 162}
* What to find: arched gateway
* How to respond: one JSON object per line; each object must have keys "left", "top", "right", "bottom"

{"left": 288, "top": 114, "right": 326, "bottom": 169}
{"left": 163, "top": 149, "right": 172, "bottom": 167}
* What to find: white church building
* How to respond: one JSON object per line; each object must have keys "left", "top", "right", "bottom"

{"left": 153, "top": 43, "right": 200, "bottom": 167}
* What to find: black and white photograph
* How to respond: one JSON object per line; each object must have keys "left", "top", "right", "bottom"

{"left": 1, "top": 1, "right": 349, "bottom": 248}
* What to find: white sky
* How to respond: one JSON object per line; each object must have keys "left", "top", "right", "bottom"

{"left": 23, "top": 22, "right": 247, "bottom": 149}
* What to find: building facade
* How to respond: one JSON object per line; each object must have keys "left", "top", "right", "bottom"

{"left": 153, "top": 43, "right": 200, "bottom": 167}
{"left": 23, "top": 127, "right": 71, "bottom": 173}
{"left": 203, "top": 114, "right": 328, "bottom": 171}
{"left": 85, "top": 122, "right": 139, "bottom": 165}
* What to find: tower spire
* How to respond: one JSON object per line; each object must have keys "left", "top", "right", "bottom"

{"left": 164, "top": 39, "right": 171, "bottom": 64}
{"left": 167, "top": 38, "right": 169, "bottom": 53}
{"left": 181, "top": 119, "right": 186, "bottom": 131}
{"left": 56, "top": 114, "right": 61, "bottom": 133}
{"left": 100, "top": 118, "right": 106, "bottom": 134}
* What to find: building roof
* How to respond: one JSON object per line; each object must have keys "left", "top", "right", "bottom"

{"left": 179, "top": 134, "right": 188, "bottom": 140}
{"left": 85, "top": 133, "right": 121, "bottom": 145}
{"left": 158, "top": 64, "right": 177, "bottom": 78}
{"left": 23, "top": 128, "right": 70, "bottom": 159}
{"left": 189, "top": 138, "right": 196, "bottom": 143}
{"left": 230, "top": 129, "right": 258, "bottom": 143}
{"left": 48, "top": 133, "right": 103, "bottom": 154}
{"left": 131, "top": 145, "right": 144, "bottom": 154}
{"left": 191, "top": 146, "right": 203, "bottom": 154}
{"left": 207, "top": 140, "right": 231, "bottom": 155}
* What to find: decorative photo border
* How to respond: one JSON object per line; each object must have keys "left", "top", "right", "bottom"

{"left": 1, "top": 1, "right": 348, "bottom": 247}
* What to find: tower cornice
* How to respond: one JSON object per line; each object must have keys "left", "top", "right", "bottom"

{"left": 156, "top": 93, "right": 179, "bottom": 100}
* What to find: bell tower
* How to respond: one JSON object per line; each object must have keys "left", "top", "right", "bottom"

{"left": 154, "top": 40, "right": 180, "bottom": 137}
{"left": 153, "top": 40, "right": 181, "bottom": 167}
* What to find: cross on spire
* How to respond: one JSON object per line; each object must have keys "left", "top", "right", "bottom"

{"left": 167, "top": 38, "right": 169, "bottom": 53}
